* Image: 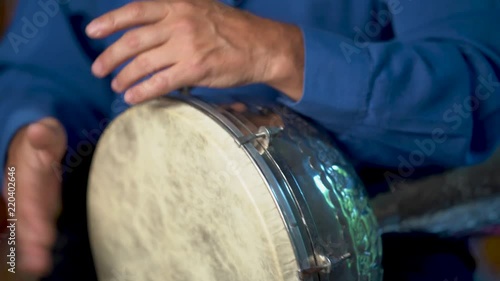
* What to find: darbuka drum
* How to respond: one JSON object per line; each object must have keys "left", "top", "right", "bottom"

{"left": 88, "top": 97, "right": 383, "bottom": 281}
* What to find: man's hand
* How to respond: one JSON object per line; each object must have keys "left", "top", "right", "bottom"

{"left": 86, "top": 0, "right": 304, "bottom": 104}
{"left": 2, "top": 117, "right": 67, "bottom": 278}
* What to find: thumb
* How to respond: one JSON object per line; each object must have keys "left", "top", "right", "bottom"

{"left": 26, "top": 117, "right": 67, "bottom": 161}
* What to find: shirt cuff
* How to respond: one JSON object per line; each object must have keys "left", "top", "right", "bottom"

{"left": 278, "top": 25, "right": 372, "bottom": 129}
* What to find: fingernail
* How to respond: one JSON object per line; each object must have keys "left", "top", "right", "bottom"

{"left": 86, "top": 21, "right": 103, "bottom": 37}
{"left": 111, "top": 79, "right": 120, "bottom": 92}
{"left": 124, "top": 90, "right": 135, "bottom": 104}
{"left": 92, "top": 61, "right": 104, "bottom": 76}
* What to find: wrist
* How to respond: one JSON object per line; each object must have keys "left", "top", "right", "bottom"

{"left": 262, "top": 22, "right": 305, "bottom": 101}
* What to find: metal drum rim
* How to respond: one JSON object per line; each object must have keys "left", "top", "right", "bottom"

{"left": 173, "top": 96, "right": 319, "bottom": 279}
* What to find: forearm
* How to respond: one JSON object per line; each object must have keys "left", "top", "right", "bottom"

{"left": 277, "top": 15, "right": 500, "bottom": 168}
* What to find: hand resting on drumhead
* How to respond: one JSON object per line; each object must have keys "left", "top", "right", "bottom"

{"left": 3, "top": 117, "right": 66, "bottom": 278}
{"left": 86, "top": 0, "right": 304, "bottom": 104}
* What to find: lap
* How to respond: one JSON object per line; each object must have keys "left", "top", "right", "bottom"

{"left": 40, "top": 150, "right": 476, "bottom": 281}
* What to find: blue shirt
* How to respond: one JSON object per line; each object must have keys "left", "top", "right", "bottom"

{"left": 0, "top": 2, "right": 497, "bottom": 280}
{"left": 1, "top": 0, "right": 500, "bottom": 189}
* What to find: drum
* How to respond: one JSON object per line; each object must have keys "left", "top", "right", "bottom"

{"left": 87, "top": 96, "right": 383, "bottom": 281}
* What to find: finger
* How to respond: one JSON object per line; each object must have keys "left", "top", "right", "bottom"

{"left": 20, "top": 224, "right": 57, "bottom": 256}
{"left": 17, "top": 164, "right": 59, "bottom": 239}
{"left": 92, "top": 23, "right": 172, "bottom": 79}
{"left": 86, "top": 1, "right": 169, "bottom": 38}
{"left": 26, "top": 118, "right": 66, "bottom": 161}
{"left": 19, "top": 206, "right": 57, "bottom": 250}
{"left": 16, "top": 171, "right": 59, "bottom": 277}
{"left": 112, "top": 43, "right": 179, "bottom": 92}
{"left": 27, "top": 167, "right": 62, "bottom": 220}
{"left": 124, "top": 62, "right": 204, "bottom": 104}
{"left": 18, "top": 245, "right": 53, "bottom": 277}
{"left": 16, "top": 188, "right": 58, "bottom": 277}
{"left": 23, "top": 121, "right": 64, "bottom": 214}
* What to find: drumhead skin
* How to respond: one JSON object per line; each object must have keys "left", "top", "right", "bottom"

{"left": 88, "top": 99, "right": 299, "bottom": 281}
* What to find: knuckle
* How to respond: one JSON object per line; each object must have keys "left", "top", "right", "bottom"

{"left": 189, "top": 56, "right": 209, "bottom": 77}
{"left": 152, "top": 73, "right": 171, "bottom": 88}
{"left": 135, "top": 55, "right": 153, "bottom": 72}
{"left": 174, "top": 1, "right": 195, "bottom": 13}
{"left": 123, "top": 32, "right": 141, "bottom": 49}
{"left": 126, "top": 2, "right": 147, "bottom": 19}
{"left": 175, "top": 18, "right": 197, "bottom": 34}
{"left": 103, "top": 14, "right": 116, "bottom": 29}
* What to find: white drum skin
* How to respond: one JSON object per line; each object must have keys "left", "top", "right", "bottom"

{"left": 88, "top": 99, "right": 298, "bottom": 281}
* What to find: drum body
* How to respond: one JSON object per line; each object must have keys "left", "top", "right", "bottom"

{"left": 88, "top": 97, "right": 382, "bottom": 281}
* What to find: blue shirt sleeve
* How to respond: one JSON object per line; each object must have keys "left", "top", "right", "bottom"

{"left": 0, "top": 1, "right": 114, "bottom": 188}
{"left": 281, "top": 1, "right": 500, "bottom": 169}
